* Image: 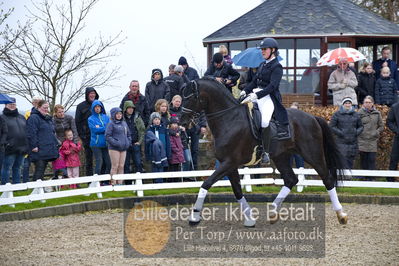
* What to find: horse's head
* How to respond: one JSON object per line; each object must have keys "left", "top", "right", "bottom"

{"left": 181, "top": 80, "right": 202, "bottom": 128}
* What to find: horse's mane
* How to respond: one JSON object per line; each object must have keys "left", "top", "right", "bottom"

{"left": 199, "top": 77, "right": 239, "bottom": 105}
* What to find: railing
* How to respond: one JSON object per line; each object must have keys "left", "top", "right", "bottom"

{"left": 1, "top": 167, "right": 398, "bottom": 207}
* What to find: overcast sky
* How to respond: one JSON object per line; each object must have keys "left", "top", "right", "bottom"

{"left": 3, "top": 0, "right": 261, "bottom": 111}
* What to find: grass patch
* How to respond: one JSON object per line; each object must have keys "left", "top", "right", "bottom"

{"left": 0, "top": 184, "right": 398, "bottom": 214}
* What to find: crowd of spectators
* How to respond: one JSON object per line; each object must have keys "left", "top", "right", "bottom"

{"left": 0, "top": 46, "right": 398, "bottom": 186}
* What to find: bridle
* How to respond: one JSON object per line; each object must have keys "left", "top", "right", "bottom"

{"left": 181, "top": 79, "right": 241, "bottom": 124}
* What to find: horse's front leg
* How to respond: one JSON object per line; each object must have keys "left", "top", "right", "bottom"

{"left": 269, "top": 155, "right": 298, "bottom": 224}
{"left": 189, "top": 160, "right": 233, "bottom": 225}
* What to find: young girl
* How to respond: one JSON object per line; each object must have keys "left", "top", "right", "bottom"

{"left": 105, "top": 107, "right": 131, "bottom": 185}
{"left": 154, "top": 99, "right": 170, "bottom": 127}
{"left": 60, "top": 129, "right": 82, "bottom": 188}
{"left": 168, "top": 115, "right": 185, "bottom": 174}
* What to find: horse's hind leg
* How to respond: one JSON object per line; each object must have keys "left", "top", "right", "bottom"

{"left": 269, "top": 154, "right": 298, "bottom": 224}
{"left": 301, "top": 152, "right": 348, "bottom": 224}
{"left": 189, "top": 160, "right": 234, "bottom": 225}
{"left": 228, "top": 169, "right": 256, "bottom": 227}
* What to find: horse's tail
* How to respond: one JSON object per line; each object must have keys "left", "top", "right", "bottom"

{"left": 314, "top": 116, "right": 346, "bottom": 186}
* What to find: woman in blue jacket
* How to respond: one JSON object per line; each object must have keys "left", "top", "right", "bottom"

{"left": 105, "top": 107, "right": 131, "bottom": 185}
{"left": 88, "top": 100, "right": 110, "bottom": 175}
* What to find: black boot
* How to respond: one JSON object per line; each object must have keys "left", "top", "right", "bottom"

{"left": 261, "top": 127, "right": 271, "bottom": 164}
{"left": 276, "top": 122, "right": 291, "bottom": 140}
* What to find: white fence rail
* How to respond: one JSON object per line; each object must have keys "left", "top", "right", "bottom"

{"left": 1, "top": 168, "right": 398, "bottom": 207}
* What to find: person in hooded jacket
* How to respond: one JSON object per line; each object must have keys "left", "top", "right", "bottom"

{"left": 105, "top": 107, "right": 131, "bottom": 185}
{"left": 120, "top": 80, "right": 150, "bottom": 127}
{"left": 123, "top": 101, "right": 145, "bottom": 175}
{"left": 145, "top": 69, "right": 170, "bottom": 113}
{"left": 204, "top": 52, "right": 240, "bottom": 93}
{"left": 88, "top": 100, "right": 111, "bottom": 176}
{"left": 145, "top": 112, "right": 171, "bottom": 174}
{"left": 75, "top": 87, "right": 99, "bottom": 176}
{"left": 26, "top": 100, "right": 59, "bottom": 181}
{"left": 178, "top": 56, "right": 199, "bottom": 81}
{"left": 0, "top": 98, "right": 28, "bottom": 184}
{"left": 330, "top": 97, "right": 364, "bottom": 169}
{"left": 356, "top": 62, "right": 376, "bottom": 104}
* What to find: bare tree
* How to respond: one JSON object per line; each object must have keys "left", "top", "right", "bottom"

{"left": 0, "top": 0, "right": 124, "bottom": 112}
{"left": 352, "top": 0, "right": 399, "bottom": 23}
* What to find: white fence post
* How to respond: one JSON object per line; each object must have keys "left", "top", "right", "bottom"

{"left": 88, "top": 180, "right": 103, "bottom": 199}
{"left": 136, "top": 173, "right": 143, "bottom": 197}
{"left": 30, "top": 179, "right": 46, "bottom": 203}
{"left": 243, "top": 167, "right": 252, "bottom": 192}
{"left": 297, "top": 167, "right": 305, "bottom": 193}
{"left": 0, "top": 183, "right": 15, "bottom": 208}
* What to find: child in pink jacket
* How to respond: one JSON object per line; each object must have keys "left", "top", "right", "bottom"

{"left": 60, "top": 129, "right": 82, "bottom": 189}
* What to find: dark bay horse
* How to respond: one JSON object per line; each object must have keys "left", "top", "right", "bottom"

{"left": 181, "top": 77, "right": 348, "bottom": 227}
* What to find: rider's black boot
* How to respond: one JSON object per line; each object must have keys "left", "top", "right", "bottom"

{"left": 276, "top": 122, "right": 291, "bottom": 141}
{"left": 261, "top": 127, "right": 271, "bottom": 164}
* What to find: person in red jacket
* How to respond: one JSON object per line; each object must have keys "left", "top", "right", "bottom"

{"left": 60, "top": 129, "right": 82, "bottom": 189}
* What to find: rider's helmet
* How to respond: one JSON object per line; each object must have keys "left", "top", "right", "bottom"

{"left": 212, "top": 52, "right": 224, "bottom": 64}
{"left": 259, "top": 38, "right": 279, "bottom": 49}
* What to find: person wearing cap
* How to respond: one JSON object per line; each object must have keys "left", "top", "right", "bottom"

{"left": 123, "top": 100, "right": 145, "bottom": 176}
{"left": 164, "top": 65, "right": 186, "bottom": 100}
{"left": 75, "top": 87, "right": 100, "bottom": 176}
{"left": 204, "top": 52, "right": 240, "bottom": 93}
{"left": 0, "top": 98, "right": 28, "bottom": 184}
{"left": 145, "top": 69, "right": 170, "bottom": 113}
{"left": 120, "top": 80, "right": 150, "bottom": 127}
{"left": 145, "top": 112, "right": 170, "bottom": 182}
{"left": 330, "top": 97, "right": 363, "bottom": 169}
{"left": 178, "top": 56, "right": 199, "bottom": 81}
{"left": 241, "top": 37, "right": 290, "bottom": 164}
{"left": 328, "top": 57, "right": 358, "bottom": 106}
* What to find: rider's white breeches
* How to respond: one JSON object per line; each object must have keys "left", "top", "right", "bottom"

{"left": 256, "top": 95, "right": 274, "bottom": 128}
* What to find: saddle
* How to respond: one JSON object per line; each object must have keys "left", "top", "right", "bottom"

{"left": 245, "top": 102, "right": 278, "bottom": 141}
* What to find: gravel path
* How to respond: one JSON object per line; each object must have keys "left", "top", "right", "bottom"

{"left": 0, "top": 203, "right": 398, "bottom": 265}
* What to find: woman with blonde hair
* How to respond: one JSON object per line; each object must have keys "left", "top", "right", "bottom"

{"left": 218, "top": 44, "right": 233, "bottom": 65}
{"left": 154, "top": 98, "right": 170, "bottom": 127}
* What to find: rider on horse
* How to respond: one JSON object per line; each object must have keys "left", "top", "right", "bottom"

{"left": 240, "top": 37, "right": 291, "bottom": 163}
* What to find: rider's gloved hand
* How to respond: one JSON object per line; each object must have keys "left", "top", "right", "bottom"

{"left": 248, "top": 93, "right": 258, "bottom": 102}
{"left": 239, "top": 90, "right": 246, "bottom": 97}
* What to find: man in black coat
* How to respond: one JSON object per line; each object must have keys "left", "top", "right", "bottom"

{"left": 387, "top": 102, "right": 399, "bottom": 181}
{"left": 204, "top": 52, "right": 240, "bottom": 93}
{"left": 75, "top": 87, "right": 99, "bottom": 176}
{"left": 164, "top": 65, "right": 186, "bottom": 100}
{"left": 178, "top": 56, "right": 200, "bottom": 81}
{"left": 144, "top": 69, "right": 170, "bottom": 113}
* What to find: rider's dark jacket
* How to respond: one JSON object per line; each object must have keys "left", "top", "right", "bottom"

{"left": 244, "top": 58, "right": 288, "bottom": 125}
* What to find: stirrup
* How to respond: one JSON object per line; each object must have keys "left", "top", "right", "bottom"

{"left": 261, "top": 152, "right": 270, "bottom": 164}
